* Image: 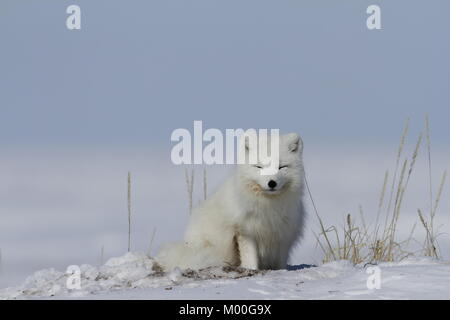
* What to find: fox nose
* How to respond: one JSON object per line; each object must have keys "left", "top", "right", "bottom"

{"left": 268, "top": 180, "right": 277, "bottom": 189}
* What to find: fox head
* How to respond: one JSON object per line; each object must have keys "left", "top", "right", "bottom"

{"left": 237, "top": 132, "right": 304, "bottom": 197}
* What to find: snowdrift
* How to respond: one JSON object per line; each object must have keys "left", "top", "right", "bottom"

{"left": 1, "top": 252, "right": 449, "bottom": 300}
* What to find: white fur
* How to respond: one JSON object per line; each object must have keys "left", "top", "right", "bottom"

{"left": 156, "top": 133, "right": 306, "bottom": 271}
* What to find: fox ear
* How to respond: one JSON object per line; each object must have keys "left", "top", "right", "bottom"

{"left": 286, "top": 133, "right": 303, "bottom": 153}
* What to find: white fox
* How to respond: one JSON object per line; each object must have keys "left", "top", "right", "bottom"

{"left": 157, "top": 133, "right": 306, "bottom": 271}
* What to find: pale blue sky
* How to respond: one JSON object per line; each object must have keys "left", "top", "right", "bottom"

{"left": 1, "top": 0, "right": 449, "bottom": 149}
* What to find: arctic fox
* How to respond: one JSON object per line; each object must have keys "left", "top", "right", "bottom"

{"left": 157, "top": 133, "right": 306, "bottom": 271}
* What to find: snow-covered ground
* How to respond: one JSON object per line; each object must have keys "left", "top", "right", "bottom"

{"left": 1, "top": 252, "right": 450, "bottom": 300}
{"left": 0, "top": 145, "right": 449, "bottom": 298}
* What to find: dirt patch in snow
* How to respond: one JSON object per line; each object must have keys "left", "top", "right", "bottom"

{"left": 0, "top": 252, "right": 271, "bottom": 299}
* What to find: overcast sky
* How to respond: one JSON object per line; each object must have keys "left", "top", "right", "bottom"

{"left": 1, "top": 0, "right": 449, "bottom": 150}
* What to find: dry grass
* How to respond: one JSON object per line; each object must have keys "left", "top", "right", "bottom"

{"left": 100, "top": 245, "right": 105, "bottom": 265}
{"left": 147, "top": 227, "right": 157, "bottom": 257}
{"left": 309, "top": 117, "right": 446, "bottom": 264}
{"left": 418, "top": 171, "right": 447, "bottom": 258}
{"left": 185, "top": 168, "right": 194, "bottom": 215}
{"left": 184, "top": 167, "right": 208, "bottom": 215}
{"left": 123, "top": 171, "right": 160, "bottom": 258}
{"left": 417, "top": 116, "right": 447, "bottom": 259}
{"left": 127, "top": 171, "right": 132, "bottom": 252}
{"left": 203, "top": 168, "right": 208, "bottom": 201}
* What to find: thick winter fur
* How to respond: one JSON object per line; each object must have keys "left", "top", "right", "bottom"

{"left": 156, "top": 133, "right": 306, "bottom": 271}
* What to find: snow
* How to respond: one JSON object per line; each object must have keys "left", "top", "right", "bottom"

{"left": 1, "top": 252, "right": 450, "bottom": 300}
{"left": 1, "top": 146, "right": 449, "bottom": 299}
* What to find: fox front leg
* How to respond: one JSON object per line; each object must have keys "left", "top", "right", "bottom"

{"left": 237, "top": 235, "right": 259, "bottom": 270}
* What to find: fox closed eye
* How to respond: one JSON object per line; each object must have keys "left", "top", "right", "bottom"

{"left": 254, "top": 165, "right": 288, "bottom": 169}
